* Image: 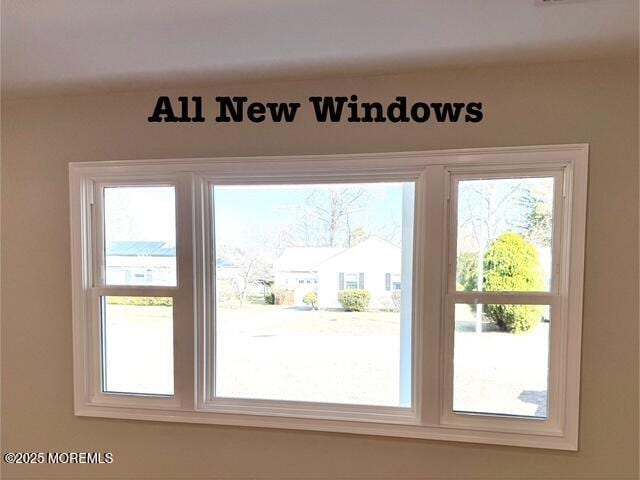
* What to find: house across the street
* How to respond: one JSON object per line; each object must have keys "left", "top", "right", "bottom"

{"left": 274, "top": 236, "right": 402, "bottom": 309}
{"left": 105, "top": 241, "right": 176, "bottom": 285}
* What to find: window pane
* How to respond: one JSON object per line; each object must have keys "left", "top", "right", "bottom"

{"left": 456, "top": 177, "right": 554, "bottom": 292}
{"left": 213, "top": 182, "right": 414, "bottom": 407}
{"left": 104, "top": 186, "right": 176, "bottom": 286}
{"left": 453, "top": 303, "right": 550, "bottom": 417}
{"left": 102, "top": 296, "right": 174, "bottom": 395}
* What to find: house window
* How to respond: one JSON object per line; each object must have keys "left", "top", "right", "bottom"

{"left": 342, "top": 272, "right": 362, "bottom": 289}
{"left": 386, "top": 273, "right": 401, "bottom": 291}
{"left": 70, "top": 145, "right": 587, "bottom": 449}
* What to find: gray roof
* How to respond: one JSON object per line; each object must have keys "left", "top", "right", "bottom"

{"left": 106, "top": 241, "right": 175, "bottom": 257}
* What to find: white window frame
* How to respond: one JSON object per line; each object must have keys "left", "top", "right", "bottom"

{"left": 443, "top": 169, "right": 566, "bottom": 432}
{"left": 70, "top": 144, "right": 587, "bottom": 450}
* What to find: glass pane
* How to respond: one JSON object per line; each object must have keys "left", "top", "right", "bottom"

{"left": 456, "top": 177, "right": 554, "bottom": 292}
{"left": 102, "top": 296, "right": 174, "bottom": 395}
{"left": 104, "top": 186, "right": 176, "bottom": 286}
{"left": 453, "top": 303, "right": 550, "bottom": 417}
{"left": 213, "top": 182, "right": 414, "bottom": 407}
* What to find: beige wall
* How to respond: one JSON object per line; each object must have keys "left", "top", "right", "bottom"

{"left": 2, "top": 58, "right": 638, "bottom": 479}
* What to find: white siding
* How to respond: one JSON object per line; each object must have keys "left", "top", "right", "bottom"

{"left": 316, "top": 238, "right": 401, "bottom": 309}
{"left": 274, "top": 271, "right": 318, "bottom": 305}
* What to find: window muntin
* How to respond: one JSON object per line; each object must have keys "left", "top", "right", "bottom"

{"left": 70, "top": 146, "right": 587, "bottom": 450}
{"left": 212, "top": 182, "right": 414, "bottom": 407}
{"left": 104, "top": 186, "right": 177, "bottom": 287}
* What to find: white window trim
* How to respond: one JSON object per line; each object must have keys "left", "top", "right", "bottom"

{"left": 69, "top": 144, "right": 587, "bottom": 450}
{"left": 197, "top": 174, "right": 419, "bottom": 423}
{"left": 442, "top": 169, "right": 566, "bottom": 434}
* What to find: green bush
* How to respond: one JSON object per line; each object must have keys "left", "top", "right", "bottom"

{"left": 105, "top": 296, "right": 172, "bottom": 307}
{"left": 485, "top": 304, "right": 544, "bottom": 334}
{"left": 337, "top": 289, "right": 371, "bottom": 312}
{"left": 302, "top": 291, "right": 318, "bottom": 310}
{"left": 264, "top": 292, "right": 275, "bottom": 305}
{"left": 482, "top": 232, "right": 545, "bottom": 333}
{"left": 483, "top": 232, "right": 545, "bottom": 292}
{"left": 457, "top": 251, "right": 479, "bottom": 291}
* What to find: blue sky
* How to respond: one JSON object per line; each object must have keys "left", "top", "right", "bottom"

{"left": 103, "top": 182, "right": 411, "bottom": 254}
{"left": 103, "top": 178, "right": 552, "bottom": 256}
{"left": 213, "top": 182, "right": 409, "bottom": 250}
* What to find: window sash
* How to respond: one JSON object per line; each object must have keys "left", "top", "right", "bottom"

{"left": 80, "top": 175, "right": 195, "bottom": 410}
{"left": 199, "top": 177, "right": 420, "bottom": 423}
{"left": 441, "top": 168, "right": 568, "bottom": 432}
{"left": 69, "top": 145, "right": 587, "bottom": 450}
{"left": 93, "top": 180, "right": 178, "bottom": 289}
{"left": 446, "top": 170, "right": 564, "bottom": 296}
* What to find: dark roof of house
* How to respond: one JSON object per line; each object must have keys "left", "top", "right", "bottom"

{"left": 106, "top": 241, "right": 175, "bottom": 257}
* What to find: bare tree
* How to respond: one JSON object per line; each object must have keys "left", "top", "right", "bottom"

{"left": 458, "top": 181, "right": 524, "bottom": 333}
{"left": 218, "top": 246, "right": 271, "bottom": 307}
{"left": 518, "top": 185, "right": 553, "bottom": 247}
{"left": 300, "top": 187, "right": 368, "bottom": 247}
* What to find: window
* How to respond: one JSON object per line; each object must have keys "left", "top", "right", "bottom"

{"left": 103, "top": 186, "right": 176, "bottom": 287}
{"left": 341, "top": 272, "right": 363, "bottom": 290}
{"left": 212, "top": 183, "right": 413, "bottom": 407}
{"left": 386, "top": 273, "right": 402, "bottom": 291}
{"left": 451, "top": 176, "right": 557, "bottom": 418}
{"left": 94, "top": 185, "right": 178, "bottom": 400}
{"left": 70, "top": 145, "right": 587, "bottom": 449}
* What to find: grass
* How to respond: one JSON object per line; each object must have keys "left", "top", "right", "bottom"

{"left": 217, "top": 304, "right": 400, "bottom": 335}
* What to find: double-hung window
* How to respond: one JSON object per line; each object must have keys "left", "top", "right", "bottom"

{"left": 70, "top": 145, "right": 587, "bottom": 449}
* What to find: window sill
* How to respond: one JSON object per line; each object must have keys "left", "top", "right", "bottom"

{"left": 75, "top": 403, "right": 577, "bottom": 450}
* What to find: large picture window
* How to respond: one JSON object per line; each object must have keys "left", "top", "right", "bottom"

{"left": 70, "top": 145, "right": 587, "bottom": 449}
{"left": 211, "top": 182, "right": 414, "bottom": 407}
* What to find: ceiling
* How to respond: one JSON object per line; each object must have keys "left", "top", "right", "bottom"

{"left": 2, "top": 0, "right": 638, "bottom": 98}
